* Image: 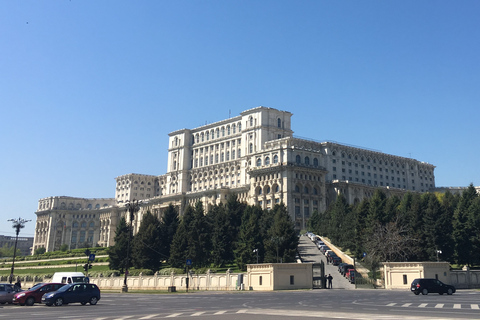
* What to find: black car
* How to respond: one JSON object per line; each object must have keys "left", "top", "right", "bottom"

{"left": 41, "top": 283, "right": 101, "bottom": 306}
{"left": 411, "top": 278, "right": 456, "bottom": 295}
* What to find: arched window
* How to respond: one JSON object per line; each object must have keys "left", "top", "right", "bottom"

{"left": 89, "top": 222, "right": 95, "bottom": 228}
{"left": 305, "top": 157, "right": 310, "bottom": 165}
{"left": 313, "top": 158, "right": 319, "bottom": 166}
{"left": 227, "top": 126, "right": 230, "bottom": 135}
{"left": 304, "top": 186, "right": 309, "bottom": 194}
{"left": 265, "top": 157, "right": 270, "bottom": 165}
{"left": 81, "top": 221, "right": 87, "bottom": 228}
{"left": 221, "top": 127, "right": 225, "bottom": 137}
{"left": 201, "top": 133, "right": 204, "bottom": 142}
{"left": 295, "top": 185, "right": 300, "bottom": 192}
{"left": 232, "top": 124, "right": 236, "bottom": 133}
{"left": 249, "top": 117, "right": 254, "bottom": 126}
{"left": 273, "top": 154, "right": 279, "bottom": 164}
{"left": 238, "top": 123, "right": 242, "bottom": 131}
{"left": 258, "top": 188, "right": 262, "bottom": 195}
{"left": 266, "top": 186, "right": 271, "bottom": 193}
{"left": 72, "top": 222, "right": 79, "bottom": 228}
{"left": 195, "top": 134, "right": 199, "bottom": 143}
{"left": 313, "top": 187, "right": 318, "bottom": 195}
{"left": 206, "top": 131, "right": 209, "bottom": 140}
{"left": 95, "top": 204, "right": 100, "bottom": 209}
{"left": 216, "top": 129, "right": 220, "bottom": 138}
{"left": 256, "top": 158, "right": 262, "bottom": 166}
{"left": 278, "top": 118, "right": 282, "bottom": 128}
{"left": 249, "top": 143, "right": 253, "bottom": 153}
{"left": 296, "top": 155, "right": 301, "bottom": 164}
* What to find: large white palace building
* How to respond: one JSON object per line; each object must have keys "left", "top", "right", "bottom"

{"left": 32, "top": 107, "right": 436, "bottom": 253}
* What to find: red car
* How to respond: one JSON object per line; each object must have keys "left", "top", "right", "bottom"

{"left": 13, "top": 283, "right": 65, "bottom": 306}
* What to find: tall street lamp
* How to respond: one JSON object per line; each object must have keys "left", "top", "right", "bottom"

{"left": 122, "top": 200, "right": 140, "bottom": 293}
{"left": 8, "top": 217, "right": 31, "bottom": 284}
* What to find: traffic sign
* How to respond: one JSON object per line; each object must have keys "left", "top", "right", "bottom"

{"left": 89, "top": 253, "right": 96, "bottom": 261}
{"left": 186, "top": 259, "right": 192, "bottom": 266}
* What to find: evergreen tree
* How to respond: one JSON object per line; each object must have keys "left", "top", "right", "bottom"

{"left": 263, "top": 204, "right": 298, "bottom": 263}
{"left": 162, "top": 204, "right": 179, "bottom": 260}
{"left": 108, "top": 217, "right": 130, "bottom": 273}
{"left": 188, "top": 201, "right": 212, "bottom": 268}
{"left": 131, "top": 210, "right": 163, "bottom": 272}
{"left": 209, "top": 204, "right": 230, "bottom": 267}
{"left": 169, "top": 205, "right": 195, "bottom": 268}
{"left": 235, "top": 205, "right": 263, "bottom": 270}
{"left": 453, "top": 185, "right": 478, "bottom": 266}
{"left": 468, "top": 197, "right": 480, "bottom": 265}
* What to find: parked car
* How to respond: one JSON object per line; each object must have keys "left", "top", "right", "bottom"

{"left": 345, "top": 268, "right": 355, "bottom": 283}
{"left": 13, "top": 283, "right": 65, "bottom": 306}
{"left": 410, "top": 278, "right": 456, "bottom": 295}
{"left": 42, "top": 283, "right": 101, "bottom": 306}
{"left": 51, "top": 272, "right": 88, "bottom": 284}
{"left": 0, "top": 283, "right": 22, "bottom": 304}
{"left": 331, "top": 256, "right": 342, "bottom": 266}
{"left": 340, "top": 264, "right": 354, "bottom": 276}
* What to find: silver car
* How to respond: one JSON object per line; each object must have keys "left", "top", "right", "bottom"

{"left": 0, "top": 283, "right": 22, "bottom": 304}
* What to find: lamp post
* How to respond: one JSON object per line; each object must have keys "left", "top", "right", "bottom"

{"left": 122, "top": 200, "right": 140, "bottom": 293}
{"left": 253, "top": 249, "right": 259, "bottom": 264}
{"left": 8, "top": 217, "right": 31, "bottom": 284}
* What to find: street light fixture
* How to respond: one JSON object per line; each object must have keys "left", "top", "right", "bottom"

{"left": 7, "top": 217, "right": 31, "bottom": 284}
{"left": 122, "top": 199, "right": 141, "bottom": 293}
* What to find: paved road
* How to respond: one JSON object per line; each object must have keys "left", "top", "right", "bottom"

{"left": 2, "top": 289, "right": 480, "bottom": 320}
{"left": 297, "top": 234, "right": 355, "bottom": 290}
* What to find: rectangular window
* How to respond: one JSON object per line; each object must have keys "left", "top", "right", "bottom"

{"left": 290, "top": 275, "right": 294, "bottom": 285}
{"left": 403, "top": 274, "right": 408, "bottom": 285}
{"left": 259, "top": 276, "right": 263, "bottom": 285}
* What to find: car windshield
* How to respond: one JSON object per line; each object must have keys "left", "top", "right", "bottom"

{"left": 30, "top": 283, "right": 45, "bottom": 291}
{"left": 56, "top": 284, "right": 73, "bottom": 292}
{"left": 71, "top": 277, "right": 86, "bottom": 283}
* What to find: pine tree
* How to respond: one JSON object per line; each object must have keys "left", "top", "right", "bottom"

{"left": 132, "top": 211, "right": 163, "bottom": 272}
{"left": 264, "top": 204, "right": 298, "bottom": 263}
{"left": 162, "top": 204, "right": 179, "bottom": 260}
{"left": 209, "top": 204, "right": 229, "bottom": 267}
{"left": 169, "top": 206, "right": 195, "bottom": 268}
{"left": 453, "top": 185, "right": 478, "bottom": 266}
{"left": 108, "top": 217, "right": 130, "bottom": 273}
{"left": 235, "top": 205, "right": 262, "bottom": 270}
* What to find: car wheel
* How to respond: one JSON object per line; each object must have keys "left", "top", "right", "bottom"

{"left": 81, "top": 301, "right": 87, "bottom": 305}
{"left": 54, "top": 298, "right": 64, "bottom": 306}
{"left": 447, "top": 288, "right": 453, "bottom": 295}
{"left": 89, "top": 296, "right": 98, "bottom": 305}
{"left": 26, "top": 297, "right": 35, "bottom": 306}
{"left": 414, "top": 291, "right": 419, "bottom": 295}
{"left": 422, "top": 288, "right": 428, "bottom": 295}
{"left": 0, "top": 302, "right": 5, "bottom": 305}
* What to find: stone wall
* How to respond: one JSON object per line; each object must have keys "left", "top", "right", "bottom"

{"left": 450, "top": 266, "right": 480, "bottom": 289}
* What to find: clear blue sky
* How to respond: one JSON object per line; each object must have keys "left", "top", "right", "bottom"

{"left": 1, "top": 1, "right": 479, "bottom": 237}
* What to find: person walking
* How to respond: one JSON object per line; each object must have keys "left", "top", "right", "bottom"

{"left": 327, "top": 274, "right": 333, "bottom": 289}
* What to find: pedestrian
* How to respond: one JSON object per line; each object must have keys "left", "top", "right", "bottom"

{"left": 15, "top": 279, "right": 21, "bottom": 289}
{"left": 327, "top": 274, "right": 333, "bottom": 289}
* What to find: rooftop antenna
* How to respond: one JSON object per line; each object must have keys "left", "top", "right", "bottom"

{"left": 229, "top": 109, "right": 231, "bottom": 118}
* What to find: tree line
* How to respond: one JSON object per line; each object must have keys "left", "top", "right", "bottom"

{"left": 108, "top": 195, "right": 298, "bottom": 273}
{"left": 308, "top": 184, "right": 480, "bottom": 269}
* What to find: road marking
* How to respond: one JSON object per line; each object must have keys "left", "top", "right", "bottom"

{"left": 453, "top": 304, "right": 461, "bottom": 309}
{"left": 191, "top": 312, "right": 206, "bottom": 316}
{"left": 236, "top": 309, "right": 248, "bottom": 313}
{"left": 401, "top": 303, "right": 412, "bottom": 307}
{"left": 165, "top": 313, "right": 183, "bottom": 318}
{"left": 214, "top": 311, "right": 227, "bottom": 314}
{"left": 386, "top": 303, "right": 396, "bottom": 306}
{"left": 435, "top": 304, "right": 444, "bottom": 308}
{"left": 418, "top": 303, "right": 428, "bottom": 308}
{"left": 472, "top": 304, "right": 480, "bottom": 309}
{"left": 139, "top": 314, "right": 161, "bottom": 319}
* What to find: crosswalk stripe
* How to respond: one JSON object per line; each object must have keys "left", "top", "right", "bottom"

{"left": 237, "top": 310, "right": 248, "bottom": 313}
{"left": 165, "top": 313, "right": 183, "bottom": 318}
{"left": 139, "top": 315, "right": 161, "bottom": 319}
{"left": 401, "top": 303, "right": 412, "bottom": 307}
{"left": 418, "top": 303, "right": 428, "bottom": 308}
{"left": 214, "top": 311, "right": 227, "bottom": 315}
{"left": 191, "top": 312, "right": 206, "bottom": 316}
{"left": 471, "top": 304, "right": 480, "bottom": 309}
{"left": 386, "top": 303, "right": 396, "bottom": 306}
{"left": 435, "top": 304, "right": 444, "bottom": 308}
{"left": 453, "top": 304, "right": 461, "bottom": 309}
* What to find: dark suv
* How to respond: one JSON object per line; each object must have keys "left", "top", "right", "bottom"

{"left": 411, "top": 278, "right": 455, "bottom": 295}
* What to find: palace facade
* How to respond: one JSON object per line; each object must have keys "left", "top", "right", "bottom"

{"left": 32, "top": 107, "right": 436, "bottom": 253}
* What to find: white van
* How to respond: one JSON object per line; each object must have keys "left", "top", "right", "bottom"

{"left": 51, "top": 272, "right": 88, "bottom": 284}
